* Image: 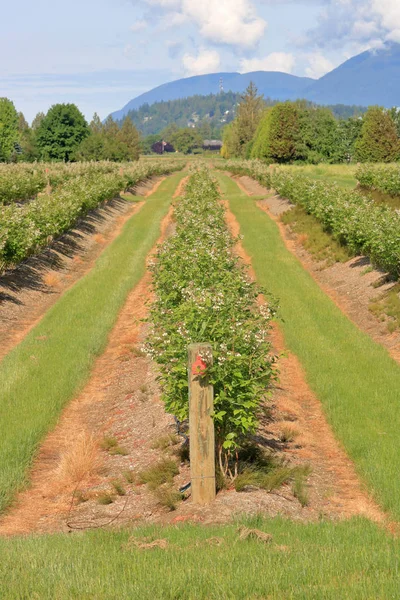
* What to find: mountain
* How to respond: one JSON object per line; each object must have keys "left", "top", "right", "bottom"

{"left": 110, "top": 43, "right": 400, "bottom": 121}
{"left": 110, "top": 72, "right": 313, "bottom": 121}
{"left": 304, "top": 43, "right": 400, "bottom": 107}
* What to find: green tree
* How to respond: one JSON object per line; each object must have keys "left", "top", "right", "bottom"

{"left": 31, "top": 111, "right": 45, "bottom": 131}
{"left": 355, "top": 106, "right": 400, "bottom": 163}
{"left": 90, "top": 113, "right": 103, "bottom": 134}
{"left": 250, "top": 108, "right": 273, "bottom": 161}
{"left": 0, "top": 98, "right": 19, "bottom": 162}
{"left": 170, "top": 128, "right": 202, "bottom": 154}
{"left": 336, "top": 117, "right": 363, "bottom": 163}
{"left": 36, "top": 104, "right": 89, "bottom": 161}
{"left": 221, "top": 122, "right": 241, "bottom": 158}
{"left": 266, "top": 102, "right": 302, "bottom": 163}
{"left": 103, "top": 115, "right": 119, "bottom": 139}
{"left": 16, "top": 112, "right": 38, "bottom": 162}
{"left": 299, "top": 106, "right": 339, "bottom": 164}
{"left": 117, "top": 117, "right": 140, "bottom": 160}
{"left": 234, "top": 82, "right": 264, "bottom": 157}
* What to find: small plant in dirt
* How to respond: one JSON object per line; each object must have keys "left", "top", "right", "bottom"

{"left": 100, "top": 436, "right": 128, "bottom": 456}
{"left": 151, "top": 434, "right": 180, "bottom": 451}
{"left": 97, "top": 493, "right": 114, "bottom": 505}
{"left": 292, "top": 466, "right": 312, "bottom": 507}
{"left": 111, "top": 480, "right": 126, "bottom": 496}
{"left": 138, "top": 459, "right": 179, "bottom": 491}
{"left": 123, "top": 470, "right": 135, "bottom": 484}
{"left": 154, "top": 485, "right": 183, "bottom": 511}
{"left": 234, "top": 466, "right": 293, "bottom": 493}
{"left": 279, "top": 427, "right": 299, "bottom": 444}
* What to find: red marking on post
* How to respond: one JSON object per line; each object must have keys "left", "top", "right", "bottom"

{"left": 192, "top": 355, "right": 207, "bottom": 376}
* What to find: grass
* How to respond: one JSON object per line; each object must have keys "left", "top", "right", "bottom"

{"left": 0, "top": 518, "right": 399, "bottom": 598}
{"left": 217, "top": 172, "right": 400, "bottom": 520}
{"left": 100, "top": 436, "right": 129, "bottom": 456}
{"left": 0, "top": 171, "right": 186, "bottom": 514}
{"left": 138, "top": 459, "right": 179, "bottom": 491}
{"left": 369, "top": 283, "right": 400, "bottom": 333}
{"left": 281, "top": 205, "right": 353, "bottom": 265}
{"left": 283, "top": 164, "right": 358, "bottom": 190}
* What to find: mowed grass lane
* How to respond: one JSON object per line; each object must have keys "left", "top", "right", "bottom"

{"left": 0, "top": 172, "right": 185, "bottom": 513}
{"left": 217, "top": 172, "right": 400, "bottom": 520}
{"left": 1, "top": 518, "right": 399, "bottom": 599}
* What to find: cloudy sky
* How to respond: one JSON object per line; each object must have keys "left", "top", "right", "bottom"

{"left": 2, "top": 0, "right": 399, "bottom": 122}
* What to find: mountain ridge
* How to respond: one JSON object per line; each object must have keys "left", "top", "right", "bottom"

{"left": 110, "top": 43, "right": 400, "bottom": 121}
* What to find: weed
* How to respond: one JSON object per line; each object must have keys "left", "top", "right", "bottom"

{"left": 75, "top": 491, "right": 89, "bottom": 504}
{"left": 100, "top": 437, "right": 128, "bottom": 456}
{"left": 279, "top": 427, "right": 299, "bottom": 444}
{"left": 154, "top": 485, "right": 183, "bottom": 511}
{"left": 281, "top": 206, "right": 352, "bottom": 265}
{"left": 292, "top": 466, "right": 312, "bottom": 507}
{"left": 57, "top": 433, "right": 102, "bottom": 484}
{"left": 369, "top": 284, "right": 400, "bottom": 332}
{"left": 123, "top": 470, "right": 135, "bottom": 484}
{"left": 140, "top": 384, "right": 149, "bottom": 394}
{"left": 138, "top": 459, "right": 179, "bottom": 491}
{"left": 151, "top": 434, "right": 180, "bottom": 451}
{"left": 130, "top": 346, "right": 145, "bottom": 357}
{"left": 111, "top": 480, "right": 126, "bottom": 496}
{"left": 97, "top": 493, "right": 114, "bottom": 505}
{"left": 235, "top": 466, "right": 293, "bottom": 493}
{"left": 43, "top": 273, "right": 61, "bottom": 288}
{"left": 361, "top": 265, "right": 374, "bottom": 275}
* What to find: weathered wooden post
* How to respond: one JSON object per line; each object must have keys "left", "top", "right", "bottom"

{"left": 188, "top": 343, "right": 216, "bottom": 505}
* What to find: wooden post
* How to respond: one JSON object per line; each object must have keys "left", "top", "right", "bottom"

{"left": 188, "top": 343, "right": 216, "bottom": 505}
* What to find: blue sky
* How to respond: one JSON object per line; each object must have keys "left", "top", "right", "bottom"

{"left": 1, "top": 0, "right": 399, "bottom": 122}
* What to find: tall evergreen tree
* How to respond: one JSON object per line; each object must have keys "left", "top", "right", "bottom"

{"left": 234, "top": 82, "right": 264, "bottom": 157}
{"left": 117, "top": 117, "right": 141, "bottom": 160}
{"left": 266, "top": 102, "right": 302, "bottom": 163}
{"left": 90, "top": 113, "right": 103, "bottom": 134}
{"left": 355, "top": 106, "right": 400, "bottom": 163}
{"left": 0, "top": 98, "right": 19, "bottom": 162}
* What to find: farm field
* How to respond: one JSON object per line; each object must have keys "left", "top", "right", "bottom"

{"left": 1, "top": 162, "right": 400, "bottom": 597}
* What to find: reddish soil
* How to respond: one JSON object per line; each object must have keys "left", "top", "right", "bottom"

{"left": 234, "top": 175, "right": 400, "bottom": 365}
{"left": 0, "top": 177, "right": 164, "bottom": 364}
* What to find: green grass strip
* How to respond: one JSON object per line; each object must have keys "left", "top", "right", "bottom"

{"left": 217, "top": 172, "right": 400, "bottom": 520}
{"left": 0, "top": 518, "right": 399, "bottom": 598}
{"left": 0, "top": 172, "right": 185, "bottom": 513}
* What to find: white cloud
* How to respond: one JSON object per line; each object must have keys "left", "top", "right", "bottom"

{"left": 305, "top": 0, "right": 400, "bottom": 49}
{"left": 371, "top": 0, "right": 400, "bottom": 42}
{"left": 239, "top": 52, "right": 295, "bottom": 73}
{"left": 130, "top": 20, "right": 148, "bottom": 32}
{"left": 182, "top": 49, "right": 221, "bottom": 75}
{"left": 145, "top": 0, "right": 266, "bottom": 48}
{"left": 305, "top": 53, "right": 335, "bottom": 78}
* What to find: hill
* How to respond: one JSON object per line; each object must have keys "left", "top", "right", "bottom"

{"left": 305, "top": 42, "right": 400, "bottom": 107}
{"left": 110, "top": 72, "right": 313, "bottom": 122}
{"left": 110, "top": 43, "right": 400, "bottom": 122}
{"left": 121, "top": 93, "right": 366, "bottom": 138}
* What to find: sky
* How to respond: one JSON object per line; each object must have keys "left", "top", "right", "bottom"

{"left": 1, "top": 0, "right": 400, "bottom": 122}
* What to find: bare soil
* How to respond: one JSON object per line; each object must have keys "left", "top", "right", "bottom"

{"left": 0, "top": 177, "right": 163, "bottom": 363}
{"left": 234, "top": 175, "right": 400, "bottom": 364}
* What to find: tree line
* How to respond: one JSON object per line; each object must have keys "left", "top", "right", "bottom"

{"left": 222, "top": 84, "right": 400, "bottom": 163}
{"left": 0, "top": 98, "right": 141, "bottom": 163}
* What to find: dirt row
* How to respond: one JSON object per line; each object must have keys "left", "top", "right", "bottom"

{"left": 234, "top": 175, "right": 400, "bottom": 364}
{"left": 0, "top": 173, "right": 391, "bottom": 536}
{"left": 0, "top": 177, "right": 164, "bottom": 363}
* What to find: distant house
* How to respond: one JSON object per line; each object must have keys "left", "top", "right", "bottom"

{"left": 151, "top": 140, "right": 175, "bottom": 154}
{"left": 203, "top": 139, "right": 223, "bottom": 151}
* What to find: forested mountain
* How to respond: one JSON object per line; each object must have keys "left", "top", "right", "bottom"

{"left": 119, "top": 92, "right": 366, "bottom": 137}
{"left": 110, "top": 43, "right": 400, "bottom": 123}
